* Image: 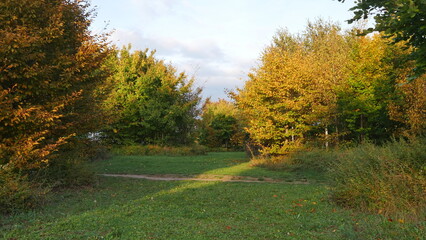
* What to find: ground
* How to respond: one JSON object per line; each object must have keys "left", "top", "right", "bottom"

{"left": 1, "top": 152, "right": 423, "bottom": 239}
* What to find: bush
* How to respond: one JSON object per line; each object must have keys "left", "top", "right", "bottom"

{"left": 36, "top": 139, "right": 109, "bottom": 188}
{"left": 112, "top": 145, "right": 208, "bottom": 156}
{"left": 0, "top": 169, "right": 48, "bottom": 214}
{"left": 329, "top": 138, "right": 426, "bottom": 221}
{"left": 249, "top": 147, "right": 337, "bottom": 171}
{"left": 252, "top": 137, "right": 426, "bottom": 221}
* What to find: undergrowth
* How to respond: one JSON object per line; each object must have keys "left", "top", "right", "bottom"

{"left": 329, "top": 138, "right": 426, "bottom": 221}
{"left": 0, "top": 139, "right": 108, "bottom": 214}
{"left": 251, "top": 137, "right": 426, "bottom": 221}
{"left": 112, "top": 144, "right": 208, "bottom": 156}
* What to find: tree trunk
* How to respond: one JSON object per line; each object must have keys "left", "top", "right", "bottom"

{"left": 325, "top": 126, "right": 329, "bottom": 150}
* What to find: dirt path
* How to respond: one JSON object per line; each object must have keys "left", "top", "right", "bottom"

{"left": 99, "top": 173, "right": 310, "bottom": 184}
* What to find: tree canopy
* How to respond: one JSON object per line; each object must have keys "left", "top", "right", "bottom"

{"left": 338, "top": 0, "right": 426, "bottom": 75}
{"left": 234, "top": 20, "right": 425, "bottom": 155}
{"left": 0, "top": 0, "right": 110, "bottom": 171}
{"left": 102, "top": 46, "right": 202, "bottom": 146}
{"left": 197, "top": 99, "right": 244, "bottom": 149}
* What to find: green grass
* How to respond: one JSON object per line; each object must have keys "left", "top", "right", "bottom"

{"left": 91, "top": 152, "right": 324, "bottom": 182}
{"left": 1, "top": 152, "right": 424, "bottom": 239}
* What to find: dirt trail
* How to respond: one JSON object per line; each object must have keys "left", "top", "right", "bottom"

{"left": 99, "top": 173, "right": 310, "bottom": 184}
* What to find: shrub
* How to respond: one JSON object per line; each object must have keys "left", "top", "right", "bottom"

{"left": 36, "top": 139, "right": 109, "bottom": 188}
{"left": 249, "top": 147, "right": 337, "bottom": 171}
{"left": 329, "top": 138, "right": 426, "bottom": 221}
{"left": 252, "top": 137, "right": 426, "bottom": 221}
{"left": 0, "top": 169, "right": 48, "bottom": 214}
{"left": 249, "top": 155, "right": 292, "bottom": 170}
{"left": 112, "top": 145, "right": 208, "bottom": 156}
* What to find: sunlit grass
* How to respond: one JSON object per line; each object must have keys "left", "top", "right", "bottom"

{"left": 91, "top": 152, "right": 325, "bottom": 182}
{"left": 2, "top": 177, "right": 423, "bottom": 239}
{"left": 1, "top": 152, "right": 424, "bottom": 239}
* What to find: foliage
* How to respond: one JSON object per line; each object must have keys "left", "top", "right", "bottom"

{"left": 112, "top": 144, "right": 208, "bottom": 156}
{"left": 0, "top": 0, "right": 110, "bottom": 212}
{"left": 236, "top": 18, "right": 425, "bottom": 222}
{"left": 235, "top": 20, "right": 425, "bottom": 156}
{"left": 336, "top": 33, "right": 408, "bottom": 142}
{"left": 329, "top": 137, "right": 426, "bottom": 220}
{"left": 0, "top": 0, "right": 110, "bottom": 170}
{"left": 0, "top": 169, "right": 48, "bottom": 214}
{"left": 389, "top": 74, "right": 426, "bottom": 136}
{"left": 197, "top": 99, "right": 245, "bottom": 149}
{"left": 234, "top": 20, "right": 351, "bottom": 155}
{"left": 102, "top": 46, "right": 202, "bottom": 146}
{"left": 338, "top": 0, "right": 426, "bottom": 75}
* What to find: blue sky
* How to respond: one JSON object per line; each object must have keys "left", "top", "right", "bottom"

{"left": 90, "top": 0, "right": 357, "bottom": 100}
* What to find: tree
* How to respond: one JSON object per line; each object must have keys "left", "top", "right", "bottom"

{"left": 197, "top": 99, "right": 244, "bottom": 148}
{"left": 337, "top": 33, "right": 407, "bottom": 142}
{"left": 103, "top": 46, "right": 202, "bottom": 146}
{"left": 234, "top": 20, "right": 350, "bottom": 155}
{"left": 0, "top": 0, "right": 110, "bottom": 172}
{"left": 338, "top": 0, "right": 426, "bottom": 75}
{"left": 234, "top": 19, "right": 423, "bottom": 156}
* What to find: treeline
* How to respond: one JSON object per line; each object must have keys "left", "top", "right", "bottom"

{"left": 234, "top": 20, "right": 425, "bottom": 155}
{"left": 1, "top": 0, "right": 112, "bottom": 211}
{"left": 1, "top": 0, "right": 424, "bottom": 218}
{"left": 0, "top": 0, "right": 205, "bottom": 212}
{"left": 232, "top": 20, "right": 425, "bottom": 219}
{"left": 102, "top": 46, "right": 201, "bottom": 146}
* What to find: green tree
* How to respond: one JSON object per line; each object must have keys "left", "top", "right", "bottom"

{"left": 337, "top": 33, "right": 407, "bottom": 142}
{"left": 103, "top": 46, "right": 202, "bottom": 146}
{"left": 197, "top": 99, "right": 244, "bottom": 148}
{"left": 338, "top": 0, "right": 426, "bottom": 75}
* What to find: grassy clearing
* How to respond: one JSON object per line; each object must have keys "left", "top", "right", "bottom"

{"left": 1, "top": 152, "right": 424, "bottom": 239}
{"left": 2, "top": 178, "right": 424, "bottom": 239}
{"left": 90, "top": 152, "right": 324, "bottom": 182}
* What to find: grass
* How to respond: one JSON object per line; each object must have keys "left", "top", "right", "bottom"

{"left": 1, "top": 152, "right": 424, "bottom": 239}
{"left": 250, "top": 138, "right": 426, "bottom": 221}
{"left": 91, "top": 152, "right": 324, "bottom": 182}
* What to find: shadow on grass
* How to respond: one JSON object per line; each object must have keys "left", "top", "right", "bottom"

{"left": 2, "top": 152, "right": 422, "bottom": 239}
{"left": 92, "top": 152, "right": 326, "bottom": 182}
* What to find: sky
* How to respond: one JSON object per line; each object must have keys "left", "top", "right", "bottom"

{"left": 90, "top": 0, "right": 357, "bottom": 101}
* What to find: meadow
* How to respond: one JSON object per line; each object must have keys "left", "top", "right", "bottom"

{"left": 1, "top": 152, "right": 423, "bottom": 240}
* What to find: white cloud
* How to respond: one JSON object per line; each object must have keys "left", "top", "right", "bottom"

{"left": 91, "top": 0, "right": 357, "bottom": 100}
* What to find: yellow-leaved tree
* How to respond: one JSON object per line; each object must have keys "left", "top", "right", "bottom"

{"left": 234, "top": 20, "right": 350, "bottom": 155}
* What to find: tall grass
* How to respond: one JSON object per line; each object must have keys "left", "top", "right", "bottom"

{"left": 250, "top": 148, "right": 337, "bottom": 171}
{"left": 329, "top": 138, "right": 425, "bottom": 221}
{"left": 251, "top": 137, "right": 426, "bottom": 221}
